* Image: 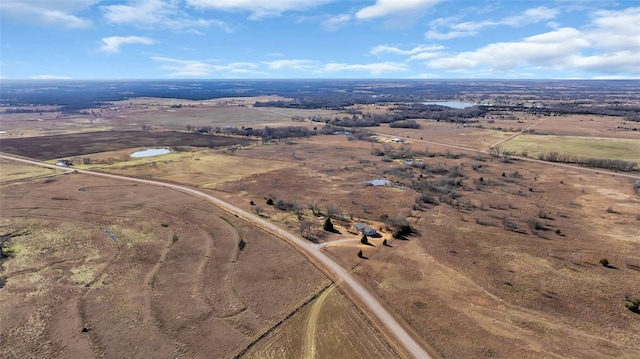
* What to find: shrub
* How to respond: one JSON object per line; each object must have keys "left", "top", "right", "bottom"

{"left": 323, "top": 218, "right": 334, "bottom": 232}
{"left": 266, "top": 198, "right": 274, "bottom": 205}
{"left": 393, "top": 223, "right": 414, "bottom": 239}
{"left": 600, "top": 258, "right": 610, "bottom": 267}
{"left": 357, "top": 249, "right": 364, "bottom": 258}
{"left": 625, "top": 296, "right": 640, "bottom": 314}
{"left": 606, "top": 207, "right": 621, "bottom": 214}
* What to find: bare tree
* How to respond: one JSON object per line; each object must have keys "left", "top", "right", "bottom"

{"left": 309, "top": 201, "right": 320, "bottom": 216}
{"left": 489, "top": 145, "right": 501, "bottom": 158}
{"left": 252, "top": 206, "right": 264, "bottom": 216}
{"left": 293, "top": 204, "right": 304, "bottom": 220}
{"left": 326, "top": 205, "right": 340, "bottom": 219}
{"left": 299, "top": 221, "right": 314, "bottom": 238}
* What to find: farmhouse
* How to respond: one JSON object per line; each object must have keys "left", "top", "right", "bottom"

{"left": 354, "top": 222, "right": 377, "bottom": 236}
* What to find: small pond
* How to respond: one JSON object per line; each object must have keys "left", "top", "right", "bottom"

{"left": 423, "top": 101, "right": 476, "bottom": 109}
{"left": 369, "top": 179, "right": 393, "bottom": 186}
{"left": 130, "top": 148, "right": 171, "bottom": 158}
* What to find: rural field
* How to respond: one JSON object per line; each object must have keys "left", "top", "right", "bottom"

{"left": 2, "top": 80, "right": 640, "bottom": 359}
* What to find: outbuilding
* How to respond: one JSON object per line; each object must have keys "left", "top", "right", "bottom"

{"left": 354, "top": 222, "right": 377, "bottom": 236}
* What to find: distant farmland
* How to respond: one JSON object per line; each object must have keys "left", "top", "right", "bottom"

{"left": 0, "top": 131, "right": 254, "bottom": 160}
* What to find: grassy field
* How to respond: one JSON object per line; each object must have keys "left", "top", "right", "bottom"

{"left": 0, "top": 172, "right": 330, "bottom": 359}
{"left": 71, "top": 147, "right": 295, "bottom": 188}
{"left": 502, "top": 134, "right": 640, "bottom": 163}
{"left": 3, "top": 100, "right": 640, "bottom": 359}
{"left": 0, "top": 131, "right": 253, "bottom": 160}
{"left": 243, "top": 285, "right": 398, "bottom": 358}
{"left": 0, "top": 160, "right": 59, "bottom": 182}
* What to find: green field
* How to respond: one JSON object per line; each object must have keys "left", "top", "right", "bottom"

{"left": 502, "top": 135, "right": 640, "bottom": 163}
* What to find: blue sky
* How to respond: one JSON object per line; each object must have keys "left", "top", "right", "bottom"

{"left": 1, "top": 0, "right": 639, "bottom": 79}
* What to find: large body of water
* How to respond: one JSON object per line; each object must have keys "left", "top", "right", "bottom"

{"left": 423, "top": 101, "right": 476, "bottom": 109}
{"left": 130, "top": 148, "right": 171, "bottom": 158}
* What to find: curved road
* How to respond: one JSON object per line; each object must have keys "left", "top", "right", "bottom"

{"left": 0, "top": 153, "right": 433, "bottom": 359}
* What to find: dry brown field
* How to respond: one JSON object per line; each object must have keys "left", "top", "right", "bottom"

{"left": 0, "top": 166, "right": 336, "bottom": 358}
{"left": 2, "top": 99, "right": 640, "bottom": 359}
{"left": 0, "top": 97, "right": 339, "bottom": 137}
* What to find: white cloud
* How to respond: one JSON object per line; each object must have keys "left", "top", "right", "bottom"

{"left": 1, "top": 0, "right": 97, "bottom": 29}
{"left": 426, "top": 6, "right": 559, "bottom": 39}
{"left": 355, "top": 0, "right": 441, "bottom": 20}
{"left": 100, "top": 36, "right": 155, "bottom": 53}
{"left": 102, "top": 0, "right": 230, "bottom": 32}
{"left": 322, "top": 14, "right": 351, "bottom": 31}
{"left": 429, "top": 27, "right": 589, "bottom": 70}
{"left": 502, "top": 6, "right": 559, "bottom": 26}
{"left": 152, "top": 56, "right": 265, "bottom": 77}
{"left": 263, "top": 59, "right": 318, "bottom": 71}
{"left": 262, "top": 59, "right": 407, "bottom": 75}
{"left": 370, "top": 44, "right": 444, "bottom": 63}
{"left": 407, "top": 52, "right": 442, "bottom": 61}
{"left": 186, "top": 0, "right": 333, "bottom": 20}
{"left": 320, "top": 62, "right": 407, "bottom": 75}
{"left": 370, "top": 44, "right": 444, "bottom": 56}
{"left": 30, "top": 75, "right": 73, "bottom": 80}
{"left": 424, "top": 30, "right": 473, "bottom": 40}
{"left": 426, "top": 6, "right": 640, "bottom": 78}
{"left": 586, "top": 7, "right": 640, "bottom": 51}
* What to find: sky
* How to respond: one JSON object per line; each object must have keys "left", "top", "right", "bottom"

{"left": 1, "top": 0, "right": 639, "bottom": 80}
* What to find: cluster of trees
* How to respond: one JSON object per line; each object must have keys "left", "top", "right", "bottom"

{"left": 538, "top": 152, "right": 638, "bottom": 172}
{"left": 389, "top": 120, "right": 420, "bottom": 129}
{"left": 389, "top": 104, "right": 486, "bottom": 123}
{"left": 187, "top": 125, "right": 314, "bottom": 141}
{"left": 485, "top": 103, "right": 640, "bottom": 122}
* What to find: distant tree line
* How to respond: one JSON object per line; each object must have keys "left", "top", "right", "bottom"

{"left": 487, "top": 104, "right": 640, "bottom": 121}
{"left": 187, "top": 125, "right": 314, "bottom": 141}
{"left": 538, "top": 152, "right": 638, "bottom": 172}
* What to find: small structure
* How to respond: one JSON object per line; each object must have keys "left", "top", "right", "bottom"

{"left": 354, "top": 222, "right": 377, "bottom": 236}
{"left": 55, "top": 160, "right": 73, "bottom": 167}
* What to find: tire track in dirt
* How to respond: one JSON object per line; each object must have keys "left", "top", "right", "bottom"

{"left": 303, "top": 284, "right": 335, "bottom": 359}
{"left": 232, "top": 283, "right": 332, "bottom": 359}
{"left": 488, "top": 118, "right": 547, "bottom": 149}
{"left": 2, "top": 258, "right": 82, "bottom": 279}
{"left": 78, "top": 229, "right": 122, "bottom": 358}
{"left": 143, "top": 234, "right": 175, "bottom": 322}
{"left": 214, "top": 216, "right": 246, "bottom": 318}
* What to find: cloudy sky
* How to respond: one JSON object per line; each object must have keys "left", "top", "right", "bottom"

{"left": 1, "top": 0, "right": 639, "bottom": 79}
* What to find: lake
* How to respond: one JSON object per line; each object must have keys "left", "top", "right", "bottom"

{"left": 423, "top": 101, "right": 476, "bottom": 109}
{"left": 130, "top": 148, "right": 171, "bottom": 158}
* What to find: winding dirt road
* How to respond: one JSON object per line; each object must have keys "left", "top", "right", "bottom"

{"left": 0, "top": 153, "right": 433, "bottom": 359}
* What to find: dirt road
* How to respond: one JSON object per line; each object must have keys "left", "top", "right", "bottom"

{"left": 0, "top": 153, "right": 433, "bottom": 359}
